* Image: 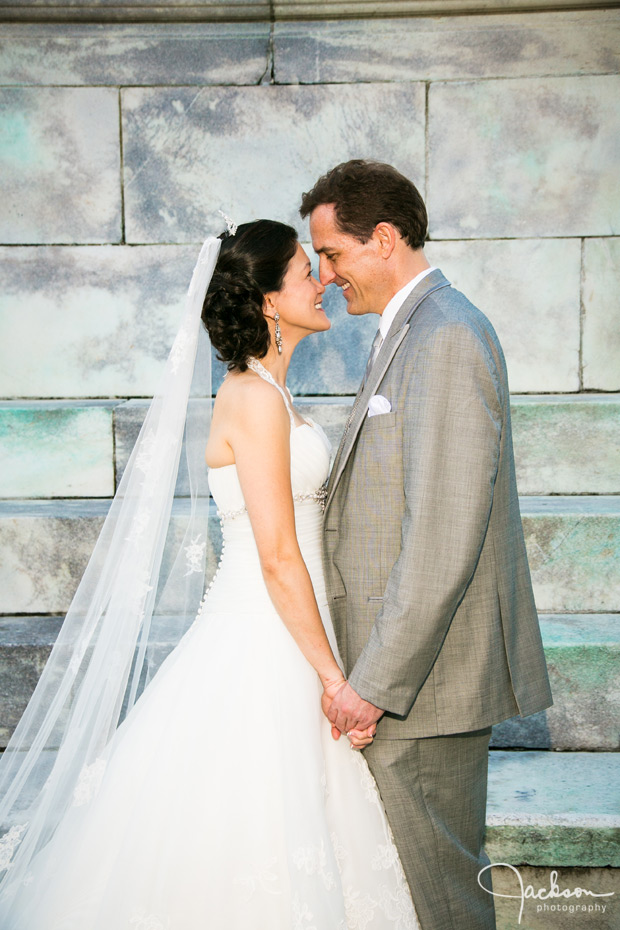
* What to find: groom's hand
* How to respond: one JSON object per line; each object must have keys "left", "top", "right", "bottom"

{"left": 327, "top": 682, "right": 384, "bottom": 736}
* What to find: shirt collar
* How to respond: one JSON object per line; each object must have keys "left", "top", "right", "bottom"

{"left": 378, "top": 267, "right": 436, "bottom": 340}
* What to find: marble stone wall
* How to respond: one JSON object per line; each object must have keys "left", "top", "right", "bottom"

{"left": 1, "top": 14, "right": 620, "bottom": 866}
{"left": 0, "top": 11, "right": 618, "bottom": 404}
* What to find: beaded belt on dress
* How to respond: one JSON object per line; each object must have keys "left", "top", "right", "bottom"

{"left": 217, "top": 485, "right": 327, "bottom": 521}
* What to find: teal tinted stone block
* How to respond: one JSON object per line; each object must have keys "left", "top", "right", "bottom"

{"left": 487, "top": 751, "right": 620, "bottom": 866}
{"left": 0, "top": 402, "right": 115, "bottom": 498}
{"left": 492, "top": 615, "right": 620, "bottom": 750}
{"left": 522, "top": 498, "right": 620, "bottom": 613}
{"left": 511, "top": 396, "right": 620, "bottom": 495}
{"left": 0, "top": 87, "right": 121, "bottom": 244}
{"left": 122, "top": 83, "right": 425, "bottom": 243}
{"left": 429, "top": 76, "right": 620, "bottom": 239}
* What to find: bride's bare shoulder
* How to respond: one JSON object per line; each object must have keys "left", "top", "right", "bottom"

{"left": 214, "top": 368, "right": 288, "bottom": 428}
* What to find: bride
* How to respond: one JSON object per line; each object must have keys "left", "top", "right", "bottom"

{"left": 0, "top": 219, "right": 418, "bottom": 929}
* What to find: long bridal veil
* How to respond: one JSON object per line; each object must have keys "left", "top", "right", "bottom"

{"left": 0, "top": 237, "right": 221, "bottom": 906}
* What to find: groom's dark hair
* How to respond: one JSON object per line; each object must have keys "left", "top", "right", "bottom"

{"left": 300, "top": 160, "right": 427, "bottom": 250}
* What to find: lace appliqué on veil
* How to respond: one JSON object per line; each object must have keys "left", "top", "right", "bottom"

{"left": 169, "top": 325, "right": 193, "bottom": 375}
{"left": 184, "top": 533, "right": 206, "bottom": 576}
{"left": 0, "top": 823, "right": 28, "bottom": 871}
{"left": 72, "top": 758, "right": 107, "bottom": 807}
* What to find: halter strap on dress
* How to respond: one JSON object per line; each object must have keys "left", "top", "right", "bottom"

{"left": 246, "top": 357, "right": 297, "bottom": 430}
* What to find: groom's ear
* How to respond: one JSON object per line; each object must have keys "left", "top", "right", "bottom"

{"left": 373, "top": 222, "right": 398, "bottom": 260}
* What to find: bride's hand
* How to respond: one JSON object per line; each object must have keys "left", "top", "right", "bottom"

{"left": 347, "top": 724, "right": 376, "bottom": 750}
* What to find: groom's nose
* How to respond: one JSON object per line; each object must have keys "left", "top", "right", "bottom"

{"left": 318, "top": 255, "right": 336, "bottom": 286}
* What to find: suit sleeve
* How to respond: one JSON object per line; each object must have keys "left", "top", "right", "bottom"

{"left": 348, "top": 320, "right": 503, "bottom": 715}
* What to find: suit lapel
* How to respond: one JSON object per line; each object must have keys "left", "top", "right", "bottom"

{"left": 325, "top": 270, "right": 450, "bottom": 514}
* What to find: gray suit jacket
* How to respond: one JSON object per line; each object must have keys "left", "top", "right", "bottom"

{"left": 323, "top": 270, "right": 553, "bottom": 739}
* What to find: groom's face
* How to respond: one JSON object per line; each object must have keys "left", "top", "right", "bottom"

{"left": 309, "top": 204, "right": 387, "bottom": 317}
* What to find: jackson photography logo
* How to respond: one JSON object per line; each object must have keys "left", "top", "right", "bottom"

{"left": 478, "top": 863, "right": 615, "bottom": 924}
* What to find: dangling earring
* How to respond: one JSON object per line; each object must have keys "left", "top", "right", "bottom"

{"left": 274, "top": 312, "right": 283, "bottom": 355}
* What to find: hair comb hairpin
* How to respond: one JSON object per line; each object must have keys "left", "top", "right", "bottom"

{"left": 217, "top": 210, "right": 238, "bottom": 237}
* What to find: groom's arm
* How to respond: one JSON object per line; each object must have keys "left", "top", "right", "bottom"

{"left": 346, "top": 319, "right": 503, "bottom": 717}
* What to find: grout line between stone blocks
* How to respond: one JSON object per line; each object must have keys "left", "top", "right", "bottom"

{"left": 579, "top": 237, "right": 585, "bottom": 392}
{"left": 118, "top": 87, "right": 126, "bottom": 245}
{"left": 259, "top": 6, "right": 275, "bottom": 85}
{"left": 424, "top": 81, "right": 430, "bottom": 206}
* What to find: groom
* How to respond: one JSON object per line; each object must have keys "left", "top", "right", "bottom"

{"left": 301, "top": 160, "right": 552, "bottom": 930}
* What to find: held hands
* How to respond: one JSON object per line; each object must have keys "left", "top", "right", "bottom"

{"left": 321, "top": 678, "right": 383, "bottom": 750}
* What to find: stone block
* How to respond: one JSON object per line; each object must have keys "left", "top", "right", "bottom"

{"left": 582, "top": 238, "right": 620, "bottom": 391}
{"left": 0, "top": 87, "right": 121, "bottom": 244}
{"left": 491, "top": 615, "right": 620, "bottom": 751}
{"left": 0, "top": 500, "right": 108, "bottom": 615}
{"left": 512, "top": 395, "right": 620, "bottom": 495}
{"left": 4, "top": 612, "right": 617, "bottom": 751}
{"left": 122, "top": 83, "right": 425, "bottom": 243}
{"left": 2, "top": 495, "right": 617, "bottom": 616}
{"left": 486, "top": 751, "right": 620, "bottom": 867}
{"left": 522, "top": 497, "right": 620, "bottom": 613}
{"left": 0, "top": 402, "right": 115, "bottom": 498}
{"left": 426, "top": 239, "right": 581, "bottom": 393}
{"left": 0, "top": 245, "right": 197, "bottom": 398}
{"left": 0, "top": 500, "right": 219, "bottom": 615}
{"left": 274, "top": 11, "right": 620, "bottom": 84}
{"left": 428, "top": 76, "right": 620, "bottom": 239}
{"left": 113, "top": 399, "right": 213, "bottom": 495}
{"left": 116, "top": 394, "right": 620, "bottom": 495}
{"left": 0, "top": 23, "right": 270, "bottom": 86}
{"left": 297, "top": 396, "right": 620, "bottom": 495}
{"left": 0, "top": 617, "right": 62, "bottom": 747}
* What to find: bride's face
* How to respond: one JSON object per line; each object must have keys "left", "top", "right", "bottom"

{"left": 265, "top": 243, "right": 329, "bottom": 338}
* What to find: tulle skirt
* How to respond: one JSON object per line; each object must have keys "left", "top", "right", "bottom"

{"left": 0, "top": 504, "right": 417, "bottom": 929}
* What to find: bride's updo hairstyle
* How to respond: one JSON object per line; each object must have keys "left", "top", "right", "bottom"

{"left": 202, "top": 219, "right": 298, "bottom": 372}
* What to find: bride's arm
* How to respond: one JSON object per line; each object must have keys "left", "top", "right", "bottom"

{"left": 224, "top": 376, "right": 344, "bottom": 693}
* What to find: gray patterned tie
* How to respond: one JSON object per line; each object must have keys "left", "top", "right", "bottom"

{"left": 362, "top": 328, "right": 383, "bottom": 387}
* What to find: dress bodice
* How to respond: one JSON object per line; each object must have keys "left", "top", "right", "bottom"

{"left": 207, "top": 358, "right": 331, "bottom": 520}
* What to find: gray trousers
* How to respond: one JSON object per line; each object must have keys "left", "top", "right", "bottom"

{"left": 363, "top": 727, "right": 496, "bottom": 930}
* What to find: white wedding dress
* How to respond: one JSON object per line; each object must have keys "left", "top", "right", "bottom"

{"left": 1, "top": 361, "right": 418, "bottom": 930}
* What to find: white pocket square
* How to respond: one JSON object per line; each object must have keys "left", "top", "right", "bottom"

{"left": 367, "top": 394, "right": 392, "bottom": 417}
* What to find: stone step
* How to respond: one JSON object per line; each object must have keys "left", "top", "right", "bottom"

{"left": 520, "top": 496, "right": 620, "bottom": 613}
{"left": 1, "top": 613, "right": 618, "bottom": 751}
{"left": 491, "top": 614, "right": 620, "bottom": 751}
{"left": 1, "top": 742, "right": 617, "bottom": 912}
{"left": 1, "top": 496, "right": 618, "bottom": 615}
{"left": 486, "top": 751, "right": 620, "bottom": 867}
{"left": 2, "top": 395, "right": 618, "bottom": 498}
